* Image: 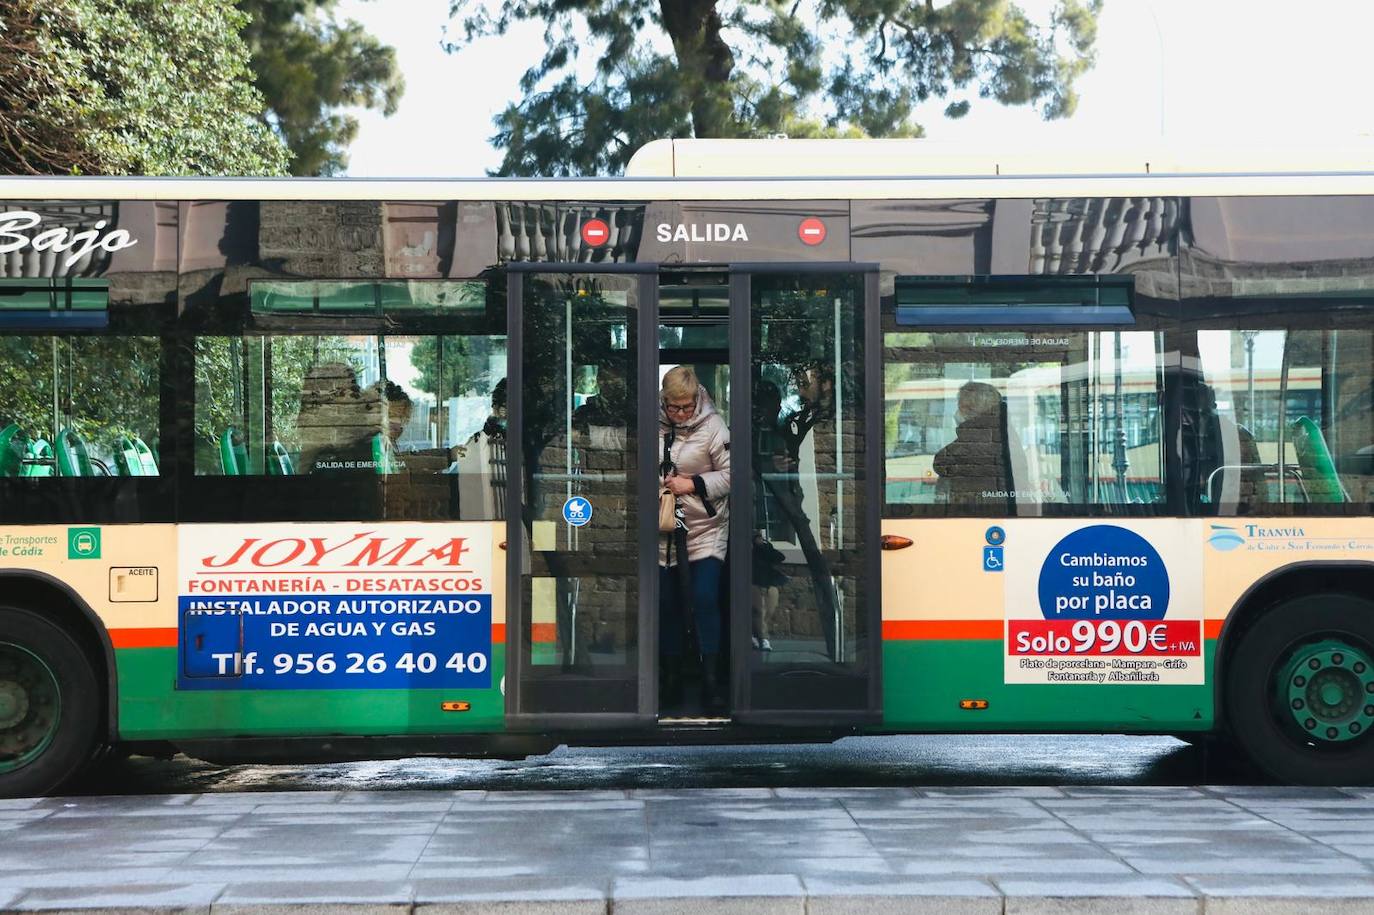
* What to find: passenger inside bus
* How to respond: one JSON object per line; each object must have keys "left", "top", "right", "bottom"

{"left": 1192, "top": 381, "right": 1264, "bottom": 512}
{"left": 572, "top": 362, "right": 628, "bottom": 451}
{"left": 932, "top": 381, "right": 1014, "bottom": 506}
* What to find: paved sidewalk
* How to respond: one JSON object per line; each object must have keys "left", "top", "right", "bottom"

{"left": 4, "top": 786, "right": 1374, "bottom": 912}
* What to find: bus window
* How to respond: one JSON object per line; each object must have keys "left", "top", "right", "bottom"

{"left": 883, "top": 330, "right": 1166, "bottom": 516}
{"left": 0, "top": 335, "right": 160, "bottom": 478}
{"left": 1197, "top": 328, "right": 1374, "bottom": 513}
{"left": 193, "top": 332, "right": 507, "bottom": 518}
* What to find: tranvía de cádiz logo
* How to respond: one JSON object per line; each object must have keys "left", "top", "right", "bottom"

{"left": 1206, "top": 524, "right": 1246, "bottom": 552}
{"left": 1207, "top": 523, "right": 1312, "bottom": 552}
{"left": 0, "top": 210, "right": 138, "bottom": 269}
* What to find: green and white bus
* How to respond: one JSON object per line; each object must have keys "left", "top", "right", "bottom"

{"left": 4, "top": 139, "right": 1374, "bottom": 795}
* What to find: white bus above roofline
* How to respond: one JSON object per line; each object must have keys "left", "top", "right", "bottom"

{"left": 625, "top": 138, "right": 1374, "bottom": 179}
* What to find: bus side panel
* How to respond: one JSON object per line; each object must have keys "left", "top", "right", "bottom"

{"left": 879, "top": 518, "right": 1216, "bottom": 731}
{"left": 99, "top": 522, "right": 509, "bottom": 739}
{"left": 115, "top": 646, "right": 507, "bottom": 739}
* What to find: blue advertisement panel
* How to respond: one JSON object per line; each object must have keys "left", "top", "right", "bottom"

{"left": 176, "top": 523, "right": 495, "bottom": 691}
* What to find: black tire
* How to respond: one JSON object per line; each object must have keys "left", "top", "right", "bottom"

{"left": 0, "top": 606, "right": 100, "bottom": 798}
{"left": 1225, "top": 593, "right": 1374, "bottom": 785}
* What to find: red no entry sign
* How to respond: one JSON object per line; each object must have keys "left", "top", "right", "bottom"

{"left": 581, "top": 218, "right": 610, "bottom": 247}
{"left": 798, "top": 217, "right": 826, "bottom": 246}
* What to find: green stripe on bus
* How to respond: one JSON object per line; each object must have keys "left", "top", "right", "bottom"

{"left": 114, "top": 646, "right": 507, "bottom": 740}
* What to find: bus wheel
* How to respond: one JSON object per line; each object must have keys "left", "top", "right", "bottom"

{"left": 0, "top": 607, "right": 100, "bottom": 798}
{"left": 1226, "top": 593, "right": 1374, "bottom": 785}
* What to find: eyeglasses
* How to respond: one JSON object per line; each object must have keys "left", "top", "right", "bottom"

{"left": 663, "top": 403, "right": 695, "bottom": 415}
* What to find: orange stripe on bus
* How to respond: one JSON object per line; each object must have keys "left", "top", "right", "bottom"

{"left": 491, "top": 623, "right": 506, "bottom": 643}
{"left": 882, "top": 620, "right": 1003, "bottom": 641}
{"left": 531, "top": 622, "right": 558, "bottom": 643}
{"left": 1204, "top": 618, "right": 1224, "bottom": 640}
{"left": 110, "top": 628, "right": 178, "bottom": 649}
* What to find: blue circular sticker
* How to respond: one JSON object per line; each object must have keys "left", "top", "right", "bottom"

{"left": 1037, "top": 525, "right": 1169, "bottom": 621}
{"left": 562, "top": 496, "right": 593, "bottom": 527}
{"left": 985, "top": 526, "right": 1006, "bottom": 546}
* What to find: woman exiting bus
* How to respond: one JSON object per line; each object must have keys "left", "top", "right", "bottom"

{"left": 659, "top": 366, "right": 730, "bottom": 713}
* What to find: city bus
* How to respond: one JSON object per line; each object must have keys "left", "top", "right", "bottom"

{"left": 4, "top": 138, "right": 1374, "bottom": 794}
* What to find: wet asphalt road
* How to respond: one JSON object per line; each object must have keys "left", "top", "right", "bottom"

{"left": 66, "top": 734, "right": 1260, "bottom": 795}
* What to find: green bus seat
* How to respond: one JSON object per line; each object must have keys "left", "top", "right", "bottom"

{"left": 114, "top": 435, "right": 159, "bottom": 476}
{"left": 1292, "top": 415, "right": 1348, "bottom": 503}
{"left": 132, "top": 436, "right": 158, "bottom": 475}
{"left": 266, "top": 441, "right": 294, "bottom": 476}
{"left": 114, "top": 435, "right": 144, "bottom": 476}
{"left": 55, "top": 428, "right": 94, "bottom": 477}
{"left": 372, "top": 433, "right": 395, "bottom": 474}
{"left": 21, "top": 439, "right": 54, "bottom": 477}
{"left": 0, "top": 423, "right": 23, "bottom": 477}
{"left": 220, "top": 428, "right": 248, "bottom": 475}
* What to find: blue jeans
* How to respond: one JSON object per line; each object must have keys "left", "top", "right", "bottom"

{"left": 660, "top": 557, "right": 724, "bottom": 656}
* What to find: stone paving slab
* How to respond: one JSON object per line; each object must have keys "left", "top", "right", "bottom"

{"left": 7, "top": 787, "right": 1374, "bottom": 911}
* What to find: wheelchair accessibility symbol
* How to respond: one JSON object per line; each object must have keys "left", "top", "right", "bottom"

{"left": 983, "top": 546, "right": 1004, "bottom": 572}
{"left": 562, "top": 497, "right": 593, "bottom": 527}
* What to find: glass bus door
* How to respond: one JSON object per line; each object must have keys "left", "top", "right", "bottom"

{"left": 505, "top": 266, "right": 660, "bottom": 725}
{"left": 728, "top": 265, "right": 882, "bottom": 724}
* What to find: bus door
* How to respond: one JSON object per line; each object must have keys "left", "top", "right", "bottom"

{"left": 505, "top": 265, "right": 661, "bottom": 726}
{"left": 727, "top": 265, "right": 882, "bottom": 724}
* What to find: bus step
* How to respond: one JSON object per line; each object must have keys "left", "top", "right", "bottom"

{"left": 657, "top": 716, "right": 732, "bottom": 726}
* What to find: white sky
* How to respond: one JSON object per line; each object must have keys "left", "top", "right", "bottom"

{"left": 335, "top": 0, "right": 1374, "bottom": 177}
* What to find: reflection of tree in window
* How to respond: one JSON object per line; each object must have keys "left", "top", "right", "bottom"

{"left": 0, "top": 335, "right": 158, "bottom": 468}
{"left": 193, "top": 336, "right": 359, "bottom": 473}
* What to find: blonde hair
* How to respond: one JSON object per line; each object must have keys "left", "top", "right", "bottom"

{"left": 661, "top": 365, "right": 699, "bottom": 402}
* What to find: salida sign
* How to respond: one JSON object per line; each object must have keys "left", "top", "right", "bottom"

{"left": 176, "top": 523, "right": 494, "bottom": 691}
{"left": 655, "top": 222, "right": 750, "bottom": 243}
{"left": 0, "top": 210, "right": 137, "bottom": 269}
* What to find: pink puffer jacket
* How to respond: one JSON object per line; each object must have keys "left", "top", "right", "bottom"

{"left": 659, "top": 385, "right": 730, "bottom": 565}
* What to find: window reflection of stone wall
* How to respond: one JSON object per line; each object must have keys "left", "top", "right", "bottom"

{"left": 534, "top": 419, "right": 637, "bottom": 665}
{"left": 295, "top": 362, "right": 383, "bottom": 473}
{"left": 259, "top": 202, "right": 384, "bottom": 277}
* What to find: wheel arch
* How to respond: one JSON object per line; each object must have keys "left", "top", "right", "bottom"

{"left": 0, "top": 569, "right": 118, "bottom": 742}
{"left": 1214, "top": 560, "right": 1374, "bottom": 733}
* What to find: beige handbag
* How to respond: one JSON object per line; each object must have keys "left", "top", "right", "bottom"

{"left": 658, "top": 488, "right": 677, "bottom": 533}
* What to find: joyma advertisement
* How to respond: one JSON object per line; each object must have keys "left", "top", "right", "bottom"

{"left": 176, "top": 523, "right": 493, "bottom": 691}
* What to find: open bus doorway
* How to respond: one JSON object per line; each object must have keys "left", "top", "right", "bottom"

{"left": 657, "top": 272, "right": 732, "bottom": 720}
{"left": 505, "top": 264, "right": 880, "bottom": 729}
